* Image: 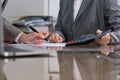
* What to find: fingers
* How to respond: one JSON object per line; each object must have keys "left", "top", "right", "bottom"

{"left": 96, "top": 30, "right": 109, "bottom": 39}
{"left": 44, "top": 32, "right": 49, "bottom": 37}
{"left": 95, "top": 29, "right": 111, "bottom": 46}
{"left": 96, "top": 29, "right": 102, "bottom": 35}
{"left": 41, "top": 31, "right": 49, "bottom": 37}
{"left": 24, "top": 39, "right": 44, "bottom": 44}
{"left": 37, "top": 31, "right": 45, "bottom": 39}
{"left": 19, "top": 32, "right": 45, "bottom": 44}
{"left": 49, "top": 33, "right": 63, "bottom": 43}
{"left": 31, "top": 39, "right": 44, "bottom": 44}
{"left": 31, "top": 31, "right": 49, "bottom": 40}
{"left": 38, "top": 31, "right": 50, "bottom": 39}
{"left": 31, "top": 32, "right": 43, "bottom": 39}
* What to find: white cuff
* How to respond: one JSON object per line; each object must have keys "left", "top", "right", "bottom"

{"left": 14, "top": 32, "right": 23, "bottom": 43}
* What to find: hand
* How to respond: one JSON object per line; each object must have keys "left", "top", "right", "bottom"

{"left": 48, "top": 33, "right": 64, "bottom": 43}
{"left": 38, "top": 31, "right": 49, "bottom": 39}
{"left": 19, "top": 31, "right": 49, "bottom": 44}
{"left": 95, "top": 29, "right": 111, "bottom": 46}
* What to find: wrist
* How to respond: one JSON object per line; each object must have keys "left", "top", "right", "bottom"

{"left": 18, "top": 33, "right": 26, "bottom": 43}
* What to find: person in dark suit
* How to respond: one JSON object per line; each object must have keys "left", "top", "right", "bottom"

{"left": 3, "top": 18, "right": 49, "bottom": 44}
{"left": 49, "top": 0, "right": 120, "bottom": 46}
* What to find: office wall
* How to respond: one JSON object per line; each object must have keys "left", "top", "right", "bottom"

{"left": 2, "top": 0, "right": 120, "bottom": 22}
{"left": 118, "top": 0, "right": 120, "bottom": 5}
{"left": 3, "top": 0, "right": 44, "bottom": 22}
{"left": 48, "top": 0, "right": 60, "bottom": 18}
{"left": 2, "top": 0, "right": 60, "bottom": 22}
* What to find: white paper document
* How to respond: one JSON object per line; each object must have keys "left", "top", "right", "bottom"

{"left": 10, "top": 42, "right": 66, "bottom": 47}
{"left": 31, "top": 43, "right": 66, "bottom": 47}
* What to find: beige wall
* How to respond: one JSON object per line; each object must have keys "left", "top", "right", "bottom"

{"left": 2, "top": 0, "right": 44, "bottom": 22}
{"left": 2, "top": 0, "right": 120, "bottom": 22}
{"left": 118, "top": 0, "right": 120, "bottom": 5}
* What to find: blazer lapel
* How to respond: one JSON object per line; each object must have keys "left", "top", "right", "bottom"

{"left": 74, "top": 0, "right": 91, "bottom": 22}
{"left": 67, "top": 0, "right": 74, "bottom": 25}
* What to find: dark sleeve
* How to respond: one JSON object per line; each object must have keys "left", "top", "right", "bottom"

{"left": 53, "top": 0, "right": 65, "bottom": 39}
{"left": 104, "top": 0, "right": 120, "bottom": 44}
{"left": 3, "top": 17, "right": 22, "bottom": 43}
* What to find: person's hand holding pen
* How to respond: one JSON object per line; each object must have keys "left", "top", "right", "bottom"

{"left": 29, "top": 26, "right": 49, "bottom": 39}
{"left": 38, "top": 31, "right": 50, "bottom": 40}
{"left": 19, "top": 26, "right": 49, "bottom": 44}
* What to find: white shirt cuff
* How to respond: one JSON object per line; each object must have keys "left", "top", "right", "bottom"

{"left": 14, "top": 32, "right": 23, "bottom": 43}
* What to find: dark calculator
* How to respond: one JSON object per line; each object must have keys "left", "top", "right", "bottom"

{"left": 66, "top": 29, "right": 112, "bottom": 46}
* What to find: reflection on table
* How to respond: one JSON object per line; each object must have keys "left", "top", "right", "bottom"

{"left": 1, "top": 44, "right": 120, "bottom": 80}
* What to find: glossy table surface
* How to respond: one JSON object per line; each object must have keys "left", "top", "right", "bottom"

{"left": 0, "top": 44, "right": 120, "bottom": 80}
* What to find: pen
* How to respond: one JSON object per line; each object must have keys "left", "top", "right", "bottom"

{"left": 29, "top": 26, "right": 50, "bottom": 41}
{"left": 29, "top": 26, "right": 39, "bottom": 33}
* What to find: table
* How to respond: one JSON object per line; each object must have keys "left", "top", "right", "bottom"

{"left": 0, "top": 44, "right": 120, "bottom": 80}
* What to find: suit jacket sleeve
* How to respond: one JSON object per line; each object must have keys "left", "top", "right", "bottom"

{"left": 53, "top": 0, "right": 65, "bottom": 40}
{"left": 3, "top": 17, "right": 22, "bottom": 43}
{"left": 104, "top": 0, "right": 120, "bottom": 44}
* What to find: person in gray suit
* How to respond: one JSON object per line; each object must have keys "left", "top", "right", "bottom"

{"left": 0, "top": 0, "right": 49, "bottom": 44}
{"left": 49, "top": 0, "right": 120, "bottom": 46}
{"left": 3, "top": 18, "right": 49, "bottom": 44}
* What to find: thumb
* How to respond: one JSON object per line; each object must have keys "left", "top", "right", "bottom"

{"left": 96, "top": 29, "right": 102, "bottom": 34}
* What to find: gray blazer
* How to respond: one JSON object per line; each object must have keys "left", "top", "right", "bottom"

{"left": 3, "top": 18, "right": 22, "bottom": 43}
{"left": 55, "top": 0, "right": 120, "bottom": 44}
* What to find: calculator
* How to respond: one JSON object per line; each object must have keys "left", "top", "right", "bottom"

{"left": 66, "top": 29, "right": 112, "bottom": 46}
